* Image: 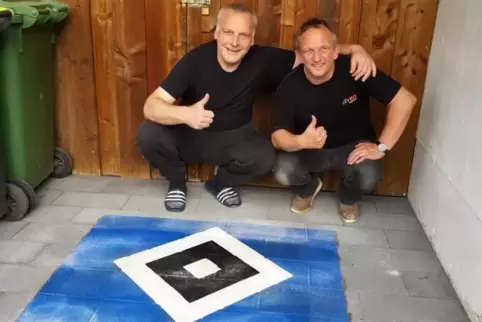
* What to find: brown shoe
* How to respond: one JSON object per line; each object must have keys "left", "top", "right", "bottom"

{"left": 339, "top": 202, "right": 360, "bottom": 223}
{"left": 290, "top": 178, "right": 323, "bottom": 214}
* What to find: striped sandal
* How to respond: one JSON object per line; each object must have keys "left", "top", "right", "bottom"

{"left": 205, "top": 180, "right": 242, "bottom": 208}
{"left": 164, "top": 189, "right": 187, "bottom": 212}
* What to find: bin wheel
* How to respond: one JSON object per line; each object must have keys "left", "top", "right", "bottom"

{"left": 52, "top": 147, "right": 73, "bottom": 178}
{"left": 8, "top": 179, "right": 36, "bottom": 210}
{"left": 4, "top": 183, "right": 29, "bottom": 221}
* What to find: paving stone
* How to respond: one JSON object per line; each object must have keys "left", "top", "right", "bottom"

{"left": 386, "top": 229, "right": 433, "bottom": 251}
{"left": 23, "top": 205, "right": 82, "bottom": 223}
{"left": 0, "top": 240, "right": 45, "bottom": 264}
{"left": 12, "top": 223, "right": 92, "bottom": 245}
{"left": 310, "top": 224, "right": 389, "bottom": 247}
{"left": 195, "top": 199, "right": 269, "bottom": 220}
{"left": 374, "top": 196, "right": 415, "bottom": 215}
{"left": 342, "top": 265, "right": 408, "bottom": 295}
{"left": 0, "top": 264, "right": 56, "bottom": 292}
{"left": 31, "top": 244, "right": 76, "bottom": 267}
{"left": 354, "top": 211, "right": 422, "bottom": 231}
{"left": 339, "top": 246, "right": 442, "bottom": 273}
{"left": 46, "top": 175, "right": 112, "bottom": 193}
{"left": 0, "top": 291, "right": 36, "bottom": 322}
{"left": 402, "top": 271, "right": 459, "bottom": 299}
{"left": 71, "top": 208, "right": 148, "bottom": 225}
{"left": 102, "top": 177, "right": 168, "bottom": 196}
{"left": 122, "top": 195, "right": 200, "bottom": 215}
{"left": 345, "top": 291, "right": 363, "bottom": 322}
{"left": 0, "top": 221, "right": 28, "bottom": 240}
{"left": 359, "top": 292, "right": 469, "bottom": 322}
{"left": 36, "top": 189, "right": 62, "bottom": 206}
{"left": 52, "top": 192, "right": 129, "bottom": 209}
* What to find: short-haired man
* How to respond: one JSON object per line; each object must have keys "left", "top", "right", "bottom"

{"left": 271, "top": 18, "right": 417, "bottom": 223}
{"left": 137, "top": 3, "right": 377, "bottom": 212}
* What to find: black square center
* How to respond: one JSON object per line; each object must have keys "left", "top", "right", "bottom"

{"left": 146, "top": 241, "right": 260, "bottom": 302}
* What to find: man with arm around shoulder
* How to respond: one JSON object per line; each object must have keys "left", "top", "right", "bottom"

{"left": 271, "top": 18, "right": 417, "bottom": 223}
{"left": 137, "top": 2, "right": 378, "bottom": 213}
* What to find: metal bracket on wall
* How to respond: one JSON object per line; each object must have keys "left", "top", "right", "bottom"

{"left": 181, "top": 0, "right": 211, "bottom": 7}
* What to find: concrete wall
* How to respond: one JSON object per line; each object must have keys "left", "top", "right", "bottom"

{"left": 408, "top": 0, "right": 482, "bottom": 321}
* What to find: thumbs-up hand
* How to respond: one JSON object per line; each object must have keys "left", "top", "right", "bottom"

{"left": 185, "top": 94, "right": 215, "bottom": 130}
{"left": 299, "top": 115, "right": 327, "bottom": 149}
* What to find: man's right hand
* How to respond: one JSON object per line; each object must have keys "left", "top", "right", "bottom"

{"left": 298, "top": 115, "right": 327, "bottom": 149}
{"left": 184, "top": 94, "right": 215, "bottom": 130}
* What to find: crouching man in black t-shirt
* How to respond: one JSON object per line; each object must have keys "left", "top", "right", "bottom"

{"left": 136, "top": 3, "right": 378, "bottom": 212}
{"left": 271, "top": 18, "right": 417, "bottom": 223}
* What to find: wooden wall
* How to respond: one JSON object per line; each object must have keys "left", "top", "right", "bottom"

{"left": 54, "top": 0, "right": 439, "bottom": 196}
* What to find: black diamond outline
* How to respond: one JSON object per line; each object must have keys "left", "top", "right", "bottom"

{"left": 146, "top": 240, "right": 260, "bottom": 303}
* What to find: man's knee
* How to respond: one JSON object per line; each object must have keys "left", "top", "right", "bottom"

{"left": 273, "top": 153, "right": 299, "bottom": 186}
{"left": 346, "top": 160, "right": 383, "bottom": 192}
{"left": 136, "top": 120, "right": 176, "bottom": 157}
{"left": 236, "top": 141, "right": 276, "bottom": 175}
{"left": 238, "top": 142, "right": 276, "bottom": 175}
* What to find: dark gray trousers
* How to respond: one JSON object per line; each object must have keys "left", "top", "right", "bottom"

{"left": 136, "top": 120, "right": 276, "bottom": 188}
{"left": 273, "top": 143, "right": 383, "bottom": 205}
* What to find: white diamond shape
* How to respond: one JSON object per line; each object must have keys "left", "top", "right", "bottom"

{"left": 114, "top": 227, "right": 293, "bottom": 322}
{"left": 184, "top": 258, "right": 220, "bottom": 279}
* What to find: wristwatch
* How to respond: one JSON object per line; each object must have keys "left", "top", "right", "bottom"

{"left": 376, "top": 140, "right": 389, "bottom": 153}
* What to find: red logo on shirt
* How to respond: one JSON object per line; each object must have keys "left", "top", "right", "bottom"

{"left": 342, "top": 94, "right": 358, "bottom": 105}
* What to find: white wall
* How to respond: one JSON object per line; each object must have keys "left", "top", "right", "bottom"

{"left": 408, "top": 0, "right": 482, "bottom": 321}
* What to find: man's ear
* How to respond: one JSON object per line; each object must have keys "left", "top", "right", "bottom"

{"left": 334, "top": 44, "right": 340, "bottom": 59}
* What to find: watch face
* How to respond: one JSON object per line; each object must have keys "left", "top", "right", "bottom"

{"left": 378, "top": 143, "right": 388, "bottom": 152}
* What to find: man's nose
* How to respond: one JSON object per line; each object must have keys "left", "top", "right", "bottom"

{"left": 313, "top": 51, "right": 321, "bottom": 62}
{"left": 231, "top": 34, "right": 240, "bottom": 46}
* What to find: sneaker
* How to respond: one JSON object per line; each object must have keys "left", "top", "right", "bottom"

{"left": 205, "top": 179, "right": 241, "bottom": 207}
{"left": 339, "top": 202, "right": 360, "bottom": 223}
{"left": 164, "top": 188, "right": 187, "bottom": 212}
{"left": 290, "top": 177, "right": 323, "bottom": 214}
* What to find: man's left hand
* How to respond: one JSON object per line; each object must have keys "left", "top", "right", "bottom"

{"left": 347, "top": 142, "right": 385, "bottom": 165}
{"left": 349, "top": 45, "right": 377, "bottom": 82}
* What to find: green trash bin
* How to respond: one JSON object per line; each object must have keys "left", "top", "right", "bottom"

{"left": 0, "top": 6, "right": 12, "bottom": 220}
{"left": 0, "top": 0, "right": 72, "bottom": 221}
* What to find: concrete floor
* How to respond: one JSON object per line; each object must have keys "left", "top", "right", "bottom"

{"left": 0, "top": 175, "right": 470, "bottom": 322}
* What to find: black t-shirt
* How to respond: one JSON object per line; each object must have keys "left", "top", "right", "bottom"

{"left": 160, "top": 40, "right": 295, "bottom": 132}
{"left": 273, "top": 55, "right": 402, "bottom": 148}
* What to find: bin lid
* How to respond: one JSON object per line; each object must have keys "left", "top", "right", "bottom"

{"left": 0, "top": 0, "right": 68, "bottom": 29}
{"left": 0, "top": 7, "right": 12, "bottom": 31}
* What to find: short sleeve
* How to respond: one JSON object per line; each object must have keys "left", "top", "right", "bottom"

{"left": 159, "top": 54, "right": 192, "bottom": 100}
{"left": 273, "top": 82, "right": 296, "bottom": 133}
{"left": 261, "top": 46, "right": 296, "bottom": 90}
{"left": 360, "top": 69, "right": 402, "bottom": 105}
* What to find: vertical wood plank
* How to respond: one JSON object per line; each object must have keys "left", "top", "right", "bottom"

{"left": 256, "top": 0, "right": 282, "bottom": 46}
{"left": 380, "top": 0, "right": 438, "bottom": 195}
{"left": 114, "top": 0, "right": 151, "bottom": 178}
{"left": 187, "top": 2, "right": 210, "bottom": 182}
{"left": 55, "top": 0, "right": 101, "bottom": 176}
{"left": 145, "top": 0, "right": 187, "bottom": 179}
{"left": 358, "top": 0, "right": 401, "bottom": 73}
{"left": 318, "top": 0, "right": 338, "bottom": 31}
{"left": 357, "top": 0, "right": 402, "bottom": 195}
{"left": 336, "top": 0, "right": 362, "bottom": 44}
{"left": 279, "top": 0, "right": 296, "bottom": 49}
{"left": 293, "top": 0, "right": 319, "bottom": 31}
{"left": 91, "top": 0, "right": 120, "bottom": 175}
{"left": 145, "top": 0, "right": 186, "bottom": 93}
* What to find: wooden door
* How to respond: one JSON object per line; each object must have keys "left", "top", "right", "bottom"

{"left": 143, "top": 0, "right": 438, "bottom": 196}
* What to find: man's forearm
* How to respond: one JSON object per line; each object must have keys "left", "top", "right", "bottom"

{"left": 272, "top": 130, "right": 304, "bottom": 152}
{"left": 144, "top": 96, "right": 189, "bottom": 125}
{"left": 378, "top": 89, "right": 417, "bottom": 149}
{"left": 338, "top": 44, "right": 361, "bottom": 55}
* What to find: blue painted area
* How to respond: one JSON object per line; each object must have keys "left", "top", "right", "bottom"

{"left": 18, "top": 215, "right": 348, "bottom": 322}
